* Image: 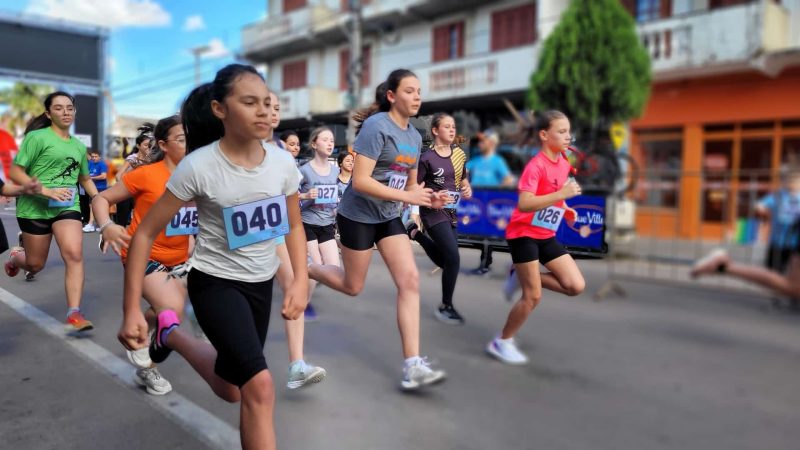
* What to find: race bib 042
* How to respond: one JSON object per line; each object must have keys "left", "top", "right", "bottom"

{"left": 388, "top": 173, "right": 408, "bottom": 190}
{"left": 222, "top": 195, "right": 289, "bottom": 250}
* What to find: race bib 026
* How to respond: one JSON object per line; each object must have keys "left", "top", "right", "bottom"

{"left": 222, "top": 195, "right": 289, "bottom": 250}
{"left": 166, "top": 206, "right": 198, "bottom": 236}
{"left": 315, "top": 184, "right": 338, "bottom": 204}
{"left": 531, "top": 205, "right": 565, "bottom": 232}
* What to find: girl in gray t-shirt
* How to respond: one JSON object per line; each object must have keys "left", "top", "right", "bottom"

{"left": 307, "top": 70, "right": 449, "bottom": 391}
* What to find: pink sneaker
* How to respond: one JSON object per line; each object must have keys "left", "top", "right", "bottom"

{"left": 4, "top": 246, "right": 24, "bottom": 277}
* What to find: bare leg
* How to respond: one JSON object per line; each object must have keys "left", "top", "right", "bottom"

{"left": 308, "top": 245, "right": 371, "bottom": 296}
{"left": 376, "top": 235, "right": 421, "bottom": 358}
{"left": 166, "top": 329, "right": 240, "bottom": 402}
{"left": 501, "top": 261, "right": 542, "bottom": 340}
{"left": 276, "top": 244, "right": 306, "bottom": 363}
{"left": 239, "top": 370, "right": 276, "bottom": 450}
{"left": 12, "top": 232, "right": 52, "bottom": 274}
{"left": 540, "top": 254, "right": 586, "bottom": 296}
{"left": 52, "top": 219, "right": 84, "bottom": 310}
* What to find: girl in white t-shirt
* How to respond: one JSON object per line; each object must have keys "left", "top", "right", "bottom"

{"left": 118, "top": 64, "right": 308, "bottom": 450}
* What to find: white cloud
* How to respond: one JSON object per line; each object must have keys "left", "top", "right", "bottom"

{"left": 203, "top": 38, "right": 230, "bottom": 58}
{"left": 183, "top": 14, "right": 205, "bottom": 31}
{"left": 26, "top": 0, "right": 171, "bottom": 29}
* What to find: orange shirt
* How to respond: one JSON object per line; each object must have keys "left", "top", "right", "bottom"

{"left": 120, "top": 161, "right": 189, "bottom": 266}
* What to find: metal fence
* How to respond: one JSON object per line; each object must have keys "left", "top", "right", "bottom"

{"left": 596, "top": 167, "right": 790, "bottom": 301}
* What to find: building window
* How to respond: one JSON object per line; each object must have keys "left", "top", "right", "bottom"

{"left": 282, "top": 60, "right": 307, "bottom": 91}
{"left": 637, "top": 139, "right": 682, "bottom": 208}
{"left": 709, "top": 0, "right": 752, "bottom": 9}
{"left": 433, "top": 22, "right": 464, "bottom": 62}
{"left": 341, "top": 0, "right": 371, "bottom": 11}
{"left": 339, "top": 46, "right": 371, "bottom": 91}
{"left": 621, "top": 0, "right": 672, "bottom": 21}
{"left": 283, "top": 0, "right": 306, "bottom": 13}
{"left": 491, "top": 3, "right": 537, "bottom": 52}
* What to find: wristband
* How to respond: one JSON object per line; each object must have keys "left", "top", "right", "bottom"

{"left": 98, "top": 220, "right": 114, "bottom": 232}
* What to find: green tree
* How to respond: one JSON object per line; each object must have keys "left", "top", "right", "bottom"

{"left": 528, "top": 0, "right": 651, "bottom": 149}
{"left": 0, "top": 82, "right": 53, "bottom": 137}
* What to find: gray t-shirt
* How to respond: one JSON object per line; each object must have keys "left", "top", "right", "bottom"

{"left": 166, "top": 140, "right": 299, "bottom": 282}
{"left": 299, "top": 161, "right": 340, "bottom": 226}
{"left": 337, "top": 112, "right": 422, "bottom": 223}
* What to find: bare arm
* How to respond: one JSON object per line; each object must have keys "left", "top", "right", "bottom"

{"left": 518, "top": 181, "right": 581, "bottom": 213}
{"left": 92, "top": 181, "right": 134, "bottom": 254}
{"left": 351, "top": 154, "right": 434, "bottom": 207}
{"left": 78, "top": 174, "right": 98, "bottom": 198}
{"left": 281, "top": 192, "right": 309, "bottom": 320}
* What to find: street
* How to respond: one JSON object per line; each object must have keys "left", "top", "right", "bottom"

{"left": 1, "top": 213, "right": 799, "bottom": 450}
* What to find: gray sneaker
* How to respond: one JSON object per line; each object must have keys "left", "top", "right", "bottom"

{"left": 134, "top": 367, "right": 172, "bottom": 395}
{"left": 127, "top": 347, "right": 152, "bottom": 369}
{"left": 401, "top": 357, "right": 446, "bottom": 391}
{"left": 287, "top": 361, "right": 327, "bottom": 389}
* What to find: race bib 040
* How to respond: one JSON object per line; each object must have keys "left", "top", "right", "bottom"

{"left": 531, "top": 206, "right": 565, "bottom": 232}
{"left": 222, "top": 195, "right": 289, "bottom": 250}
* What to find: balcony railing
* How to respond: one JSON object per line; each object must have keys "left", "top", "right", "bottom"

{"left": 242, "top": 4, "right": 340, "bottom": 57}
{"left": 637, "top": 1, "right": 792, "bottom": 78}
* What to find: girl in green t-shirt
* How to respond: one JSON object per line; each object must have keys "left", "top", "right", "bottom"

{"left": 6, "top": 91, "right": 99, "bottom": 333}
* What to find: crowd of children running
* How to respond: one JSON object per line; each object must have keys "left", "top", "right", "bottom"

{"left": 2, "top": 65, "right": 599, "bottom": 450}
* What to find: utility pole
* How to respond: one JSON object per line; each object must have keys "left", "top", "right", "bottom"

{"left": 346, "top": 0, "right": 363, "bottom": 146}
{"left": 191, "top": 45, "right": 211, "bottom": 87}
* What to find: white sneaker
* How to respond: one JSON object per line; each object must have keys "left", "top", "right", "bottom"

{"left": 127, "top": 347, "right": 152, "bottom": 369}
{"left": 134, "top": 367, "right": 172, "bottom": 395}
{"left": 486, "top": 336, "right": 528, "bottom": 365}
{"left": 82, "top": 223, "right": 96, "bottom": 233}
{"left": 401, "top": 357, "right": 446, "bottom": 391}
{"left": 287, "top": 361, "right": 327, "bottom": 389}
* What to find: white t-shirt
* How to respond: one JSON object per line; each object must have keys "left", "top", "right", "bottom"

{"left": 166, "top": 140, "right": 299, "bottom": 282}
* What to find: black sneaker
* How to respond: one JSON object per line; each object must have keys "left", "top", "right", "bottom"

{"left": 434, "top": 304, "right": 465, "bottom": 325}
{"left": 405, "top": 222, "right": 419, "bottom": 240}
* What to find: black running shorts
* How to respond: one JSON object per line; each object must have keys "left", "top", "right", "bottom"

{"left": 18, "top": 210, "right": 83, "bottom": 235}
{"left": 336, "top": 214, "right": 406, "bottom": 251}
{"left": 507, "top": 237, "right": 568, "bottom": 265}
{"left": 187, "top": 269, "right": 273, "bottom": 387}
{"left": 303, "top": 223, "right": 336, "bottom": 244}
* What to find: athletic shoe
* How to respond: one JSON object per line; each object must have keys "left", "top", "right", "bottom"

{"left": 434, "top": 304, "right": 465, "bottom": 325}
{"left": 304, "top": 303, "right": 318, "bottom": 322}
{"left": 503, "top": 268, "right": 519, "bottom": 302}
{"left": 4, "top": 246, "right": 24, "bottom": 277}
{"left": 17, "top": 231, "right": 22, "bottom": 247}
{"left": 401, "top": 357, "right": 446, "bottom": 391}
{"left": 286, "top": 361, "right": 327, "bottom": 389}
{"left": 690, "top": 248, "right": 729, "bottom": 279}
{"left": 127, "top": 339, "right": 153, "bottom": 369}
{"left": 134, "top": 367, "right": 173, "bottom": 395}
{"left": 486, "top": 336, "right": 528, "bottom": 365}
{"left": 471, "top": 266, "right": 490, "bottom": 275}
{"left": 82, "top": 223, "right": 96, "bottom": 233}
{"left": 149, "top": 310, "right": 180, "bottom": 364}
{"left": 24, "top": 271, "right": 35, "bottom": 282}
{"left": 65, "top": 311, "right": 94, "bottom": 333}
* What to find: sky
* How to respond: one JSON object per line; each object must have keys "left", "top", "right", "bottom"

{"left": 0, "top": 0, "right": 267, "bottom": 119}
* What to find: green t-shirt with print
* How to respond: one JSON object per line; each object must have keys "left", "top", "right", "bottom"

{"left": 14, "top": 127, "right": 89, "bottom": 219}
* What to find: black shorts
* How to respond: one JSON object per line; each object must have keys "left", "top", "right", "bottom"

{"left": 303, "top": 223, "right": 336, "bottom": 244}
{"left": 765, "top": 245, "right": 794, "bottom": 273}
{"left": 336, "top": 214, "right": 406, "bottom": 251}
{"left": 187, "top": 269, "right": 273, "bottom": 387}
{"left": 18, "top": 210, "right": 83, "bottom": 235}
{"left": 507, "top": 237, "right": 568, "bottom": 265}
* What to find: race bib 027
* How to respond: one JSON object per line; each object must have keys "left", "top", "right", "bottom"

{"left": 315, "top": 184, "right": 338, "bottom": 204}
{"left": 222, "top": 195, "right": 289, "bottom": 250}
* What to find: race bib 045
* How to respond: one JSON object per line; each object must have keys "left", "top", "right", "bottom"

{"left": 166, "top": 206, "right": 198, "bottom": 236}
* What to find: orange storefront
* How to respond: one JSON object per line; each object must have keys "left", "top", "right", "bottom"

{"left": 630, "top": 66, "right": 800, "bottom": 239}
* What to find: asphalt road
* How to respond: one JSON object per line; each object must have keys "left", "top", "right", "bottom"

{"left": 1, "top": 212, "right": 799, "bottom": 450}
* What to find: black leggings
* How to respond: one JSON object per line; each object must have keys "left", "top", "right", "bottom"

{"left": 412, "top": 221, "right": 460, "bottom": 306}
{"left": 115, "top": 198, "right": 133, "bottom": 227}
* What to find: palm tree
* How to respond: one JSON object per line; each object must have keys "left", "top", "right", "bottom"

{"left": 0, "top": 82, "right": 53, "bottom": 137}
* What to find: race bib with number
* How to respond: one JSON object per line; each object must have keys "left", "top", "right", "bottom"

{"left": 314, "top": 185, "right": 338, "bottom": 204}
{"left": 388, "top": 173, "right": 408, "bottom": 190}
{"left": 166, "top": 206, "right": 199, "bottom": 236}
{"left": 445, "top": 190, "right": 461, "bottom": 209}
{"left": 531, "top": 206, "right": 565, "bottom": 231}
{"left": 222, "top": 195, "right": 289, "bottom": 250}
{"left": 48, "top": 187, "right": 77, "bottom": 207}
